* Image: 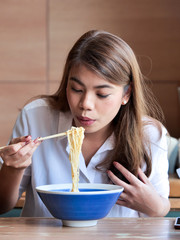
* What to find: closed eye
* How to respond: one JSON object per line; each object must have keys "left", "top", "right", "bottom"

{"left": 97, "top": 93, "right": 110, "bottom": 98}
{"left": 71, "top": 87, "right": 83, "bottom": 93}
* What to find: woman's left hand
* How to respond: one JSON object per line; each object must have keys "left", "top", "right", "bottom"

{"left": 107, "top": 161, "right": 170, "bottom": 217}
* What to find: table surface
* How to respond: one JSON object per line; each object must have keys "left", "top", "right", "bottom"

{"left": 0, "top": 217, "right": 180, "bottom": 240}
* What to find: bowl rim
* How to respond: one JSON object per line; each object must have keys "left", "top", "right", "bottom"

{"left": 36, "top": 183, "right": 124, "bottom": 195}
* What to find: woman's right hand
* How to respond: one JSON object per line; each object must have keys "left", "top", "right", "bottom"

{"left": 0, "top": 136, "right": 41, "bottom": 170}
{"left": 0, "top": 135, "right": 41, "bottom": 214}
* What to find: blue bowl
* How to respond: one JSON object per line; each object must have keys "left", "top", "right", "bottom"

{"left": 36, "top": 183, "right": 123, "bottom": 227}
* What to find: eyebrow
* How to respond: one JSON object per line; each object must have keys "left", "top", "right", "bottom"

{"left": 69, "top": 77, "right": 114, "bottom": 89}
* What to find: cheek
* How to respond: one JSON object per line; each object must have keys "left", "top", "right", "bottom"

{"left": 66, "top": 89, "right": 80, "bottom": 112}
{"left": 98, "top": 98, "right": 122, "bottom": 122}
{"left": 66, "top": 88, "right": 73, "bottom": 109}
{"left": 102, "top": 97, "right": 122, "bottom": 113}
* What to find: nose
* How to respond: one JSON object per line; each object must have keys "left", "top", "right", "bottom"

{"left": 79, "top": 92, "right": 94, "bottom": 111}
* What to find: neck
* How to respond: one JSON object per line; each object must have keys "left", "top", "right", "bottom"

{"left": 82, "top": 125, "right": 113, "bottom": 166}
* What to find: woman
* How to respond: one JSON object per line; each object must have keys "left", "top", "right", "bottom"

{"left": 0, "top": 30, "right": 170, "bottom": 217}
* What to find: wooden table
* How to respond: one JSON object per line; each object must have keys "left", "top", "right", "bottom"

{"left": 0, "top": 217, "right": 180, "bottom": 239}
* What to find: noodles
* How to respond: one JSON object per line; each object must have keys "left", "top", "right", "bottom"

{"left": 67, "top": 127, "right": 85, "bottom": 192}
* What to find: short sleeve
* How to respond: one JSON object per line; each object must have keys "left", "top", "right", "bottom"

{"left": 10, "top": 108, "right": 30, "bottom": 140}
{"left": 144, "top": 124, "right": 169, "bottom": 199}
{"left": 139, "top": 124, "right": 169, "bottom": 217}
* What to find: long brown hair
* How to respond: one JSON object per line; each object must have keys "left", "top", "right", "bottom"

{"left": 39, "top": 30, "right": 164, "bottom": 177}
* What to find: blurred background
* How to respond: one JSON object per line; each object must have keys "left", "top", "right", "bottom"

{"left": 0, "top": 0, "right": 180, "bottom": 146}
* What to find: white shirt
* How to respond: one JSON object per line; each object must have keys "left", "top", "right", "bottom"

{"left": 0, "top": 99, "right": 169, "bottom": 217}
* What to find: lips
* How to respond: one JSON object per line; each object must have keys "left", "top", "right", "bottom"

{"left": 77, "top": 116, "right": 95, "bottom": 126}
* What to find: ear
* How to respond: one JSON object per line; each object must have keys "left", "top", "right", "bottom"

{"left": 122, "top": 85, "right": 131, "bottom": 105}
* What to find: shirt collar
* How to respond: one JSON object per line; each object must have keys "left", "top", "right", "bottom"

{"left": 96, "top": 132, "right": 115, "bottom": 154}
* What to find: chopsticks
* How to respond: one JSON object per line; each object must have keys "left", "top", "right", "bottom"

{"left": 38, "top": 132, "right": 67, "bottom": 141}
{"left": 0, "top": 146, "right": 6, "bottom": 150}
{"left": 0, "top": 131, "right": 67, "bottom": 150}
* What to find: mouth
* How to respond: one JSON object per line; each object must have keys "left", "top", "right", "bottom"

{"left": 77, "top": 116, "right": 95, "bottom": 126}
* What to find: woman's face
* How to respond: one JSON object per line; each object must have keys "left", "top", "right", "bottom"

{"left": 66, "top": 65, "right": 129, "bottom": 135}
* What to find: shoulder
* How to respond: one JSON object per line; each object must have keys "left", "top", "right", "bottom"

{"left": 142, "top": 117, "right": 167, "bottom": 151}
{"left": 21, "top": 98, "right": 57, "bottom": 119}
{"left": 23, "top": 98, "right": 49, "bottom": 111}
{"left": 15, "top": 98, "right": 59, "bottom": 133}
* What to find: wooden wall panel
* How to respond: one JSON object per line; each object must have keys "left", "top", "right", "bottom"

{"left": 150, "top": 82, "right": 180, "bottom": 137}
{"left": 0, "top": 0, "right": 46, "bottom": 82}
{"left": 49, "top": 0, "right": 180, "bottom": 82}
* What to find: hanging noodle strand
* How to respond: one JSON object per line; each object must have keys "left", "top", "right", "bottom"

{"left": 67, "top": 127, "right": 85, "bottom": 192}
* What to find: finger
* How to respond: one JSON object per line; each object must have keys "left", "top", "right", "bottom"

{"left": 14, "top": 142, "right": 40, "bottom": 168}
{"left": 107, "top": 170, "right": 129, "bottom": 189}
{"left": 112, "top": 162, "right": 139, "bottom": 185}
{"left": 9, "top": 135, "right": 32, "bottom": 145}
{"left": 116, "top": 198, "right": 129, "bottom": 208}
{"left": 0, "top": 142, "right": 27, "bottom": 156}
{"left": 14, "top": 139, "right": 41, "bottom": 160}
{"left": 4, "top": 140, "right": 41, "bottom": 169}
{"left": 3, "top": 135, "right": 32, "bottom": 155}
{"left": 116, "top": 192, "right": 129, "bottom": 207}
{"left": 137, "top": 167, "right": 149, "bottom": 184}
